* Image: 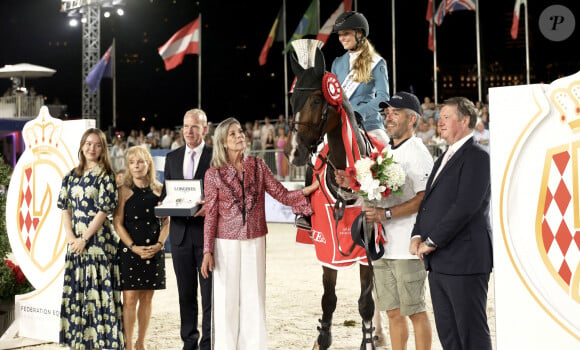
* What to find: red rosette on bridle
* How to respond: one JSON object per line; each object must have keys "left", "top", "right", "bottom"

{"left": 322, "top": 72, "right": 343, "bottom": 107}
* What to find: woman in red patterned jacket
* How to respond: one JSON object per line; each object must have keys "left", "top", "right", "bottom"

{"left": 200, "top": 117, "right": 317, "bottom": 350}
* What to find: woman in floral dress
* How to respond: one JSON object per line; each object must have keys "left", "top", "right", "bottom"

{"left": 57, "top": 128, "right": 124, "bottom": 349}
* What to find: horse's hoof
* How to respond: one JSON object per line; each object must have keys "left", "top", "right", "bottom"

{"left": 313, "top": 339, "right": 330, "bottom": 350}
{"left": 360, "top": 339, "right": 377, "bottom": 350}
{"left": 316, "top": 318, "right": 332, "bottom": 350}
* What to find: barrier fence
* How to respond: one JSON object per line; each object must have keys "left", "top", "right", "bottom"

{"left": 0, "top": 95, "right": 44, "bottom": 117}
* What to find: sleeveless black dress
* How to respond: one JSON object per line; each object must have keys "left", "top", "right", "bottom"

{"left": 118, "top": 186, "right": 166, "bottom": 290}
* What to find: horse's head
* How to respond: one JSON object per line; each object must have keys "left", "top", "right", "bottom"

{"left": 288, "top": 40, "right": 339, "bottom": 166}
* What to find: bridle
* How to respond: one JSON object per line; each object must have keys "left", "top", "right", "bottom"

{"left": 290, "top": 87, "right": 336, "bottom": 161}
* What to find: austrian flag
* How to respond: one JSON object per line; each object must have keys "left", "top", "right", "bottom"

{"left": 158, "top": 18, "right": 200, "bottom": 71}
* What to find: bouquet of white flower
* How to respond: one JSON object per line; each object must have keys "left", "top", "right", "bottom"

{"left": 346, "top": 149, "right": 405, "bottom": 203}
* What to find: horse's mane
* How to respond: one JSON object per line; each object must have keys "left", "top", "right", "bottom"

{"left": 337, "top": 91, "right": 370, "bottom": 159}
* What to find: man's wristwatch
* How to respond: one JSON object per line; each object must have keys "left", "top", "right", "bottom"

{"left": 384, "top": 208, "right": 392, "bottom": 220}
{"left": 425, "top": 237, "right": 438, "bottom": 248}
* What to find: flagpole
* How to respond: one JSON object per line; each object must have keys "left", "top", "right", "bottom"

{"left": 524, "top": 1, "right": 530, "bottom": 84}
{"left": 475, "top": 0, "right": 482, "bottom": 102}
{"left": 283, "top": 0, "right": 289, "bottom": 121}
{"left": 198, "top": 14, "right": 202, "bottom": 108}
{"left": 391, "top": 0, "right": 397, "bottom": 94}
{"left": 432, "top": 0, "right": 438, "bottom": 105}
{"left": 112, "top": 38, "right": 117, "bottom": 129}
{"left": 316, "top": 0, "right": 320, "bottom": 31}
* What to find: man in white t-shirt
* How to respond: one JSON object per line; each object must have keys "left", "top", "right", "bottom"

{"left": 365, "top": 92, "right": 434, "bottom": 350}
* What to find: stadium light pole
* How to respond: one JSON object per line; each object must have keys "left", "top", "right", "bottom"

{"left": 61, "top": 0, "right": 125, "bottom": 129}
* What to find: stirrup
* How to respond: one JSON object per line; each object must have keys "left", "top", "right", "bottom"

{"left": 360, "top": 322, "right": 377, "bottom": 350}
{"left": 295, "top": 215, "right": 312, "bottom": 232}
{"left": 316, "top": 318, "right": 332, "bottom": 349}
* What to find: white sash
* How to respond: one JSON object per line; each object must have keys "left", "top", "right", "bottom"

{"left": 341, "top": 53, "right": 382, "bottom": 99}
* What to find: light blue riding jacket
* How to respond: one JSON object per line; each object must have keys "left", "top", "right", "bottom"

{"left": 331, "top": 52, "right": 390, "bottom": 132}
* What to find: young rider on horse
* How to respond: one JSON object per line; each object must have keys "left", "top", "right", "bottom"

{"left": 331, "top": 11, "right": 390, "bottom": 149}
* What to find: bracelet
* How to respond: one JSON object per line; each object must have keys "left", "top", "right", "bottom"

{"left": 302, "top": 188, "right": 307, "bottom": 196}
{"left": 81, "top": 237, "right": 89, "bottom": 243}
{"left": 128, "top": 242, "right": 135, "bottom": 250}
{"left": 157, "top": 241, "right": 164, "bottom": 249}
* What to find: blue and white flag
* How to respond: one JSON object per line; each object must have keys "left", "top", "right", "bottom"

{"left": 85, "top": 43, "right": 114, "bottom": 93}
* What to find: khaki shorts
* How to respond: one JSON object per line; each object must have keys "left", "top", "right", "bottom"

{"left": 374, "top": 259, "right": 427, "bottom": 316}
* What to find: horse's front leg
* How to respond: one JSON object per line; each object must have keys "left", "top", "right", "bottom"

{"left": 359, "top": 264, "right": 376, "bottom": 350}
{"left": 313, "top": 266, "right": 337, "bottom": 350}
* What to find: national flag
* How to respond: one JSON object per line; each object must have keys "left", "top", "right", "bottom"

{"left": 85, "top": 42, "right": 114, "bottom": 93}
{"left": 283, "top": 0, "right": 318, "bottom": 53}
{"left": 426, "top": 0, "right": 434, "bottom": 22}
{"left": 445, "top": 0, "right": 475, "bottom": 13}
{"left": 434, "top": 0, "right": 446, "bottom": 26}
{"left": 435, "top": 0, "right": 475, "bottom": 26}
{"left": 427, "top": 20, "right": 435, "bottom": 51}
{"left": 158, "top": 18, "right": 200, "bottom": 71}
{"left": 316, "top": 0, "right": 352, "bottom": 46}
{"left": 427, "top": 0, "right": 435, "bottom": 51}
{"left": 259, "top": 8, "right": 284, "bottom": 66}
{"left": 511, "top": 0, "right": 525, "bottom": 39}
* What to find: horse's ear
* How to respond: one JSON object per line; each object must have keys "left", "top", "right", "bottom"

{"left": 314, "top": 48, "right": 326, "bottom": 77}
{"left": 290, "top": 52, "right": 304, "bottom": 76}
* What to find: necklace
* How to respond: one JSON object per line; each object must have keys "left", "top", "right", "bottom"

{"left": 219, "top": 157, "right": 258, "bottom": 224}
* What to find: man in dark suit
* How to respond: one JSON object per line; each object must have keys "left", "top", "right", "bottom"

{"left": 410, "top": 97, "right": 493, "bottom": 350}
{"left": 162, "top": 108, "right": 212, "bottom": 350}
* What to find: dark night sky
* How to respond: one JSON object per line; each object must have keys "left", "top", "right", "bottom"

{"left": 0, "top": 0, "right": 578, "bottom": 131}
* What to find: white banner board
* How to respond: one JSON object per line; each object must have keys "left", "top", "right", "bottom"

{"left": 490, "top": 71, "right": 580, "bottom": 349}
{"left": 5, "top": 107, "right": 94, "bottom": 342}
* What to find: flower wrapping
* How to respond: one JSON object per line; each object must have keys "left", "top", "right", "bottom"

{"left": 347, "top": 149, "right": 405, "bottom": 202}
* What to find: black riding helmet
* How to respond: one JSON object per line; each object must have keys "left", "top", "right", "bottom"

{"left": 332, "top": 11, "right": 369, "bottom": 37}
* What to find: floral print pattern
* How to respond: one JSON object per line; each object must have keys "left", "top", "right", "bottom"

{"left": 57, "top": 166, "right": 124, "bottom": 349}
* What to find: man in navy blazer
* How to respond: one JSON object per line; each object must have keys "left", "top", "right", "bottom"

{"left": 410, "top": 97, "right": 493, "bottom": 350}
{"left": 162, "top": 109, "right": 212, "bottom": 350}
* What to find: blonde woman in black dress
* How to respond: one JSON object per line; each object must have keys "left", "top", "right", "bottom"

{"left": 114, "top": 145, "right": 169, "bottom": 350}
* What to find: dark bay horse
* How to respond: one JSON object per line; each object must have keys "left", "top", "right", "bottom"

{"left": 288, "top": 39, "right": 378, "bottom": 350}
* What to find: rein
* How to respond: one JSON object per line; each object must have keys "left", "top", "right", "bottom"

{"left": 293, "top": 74, "right": 378, "bottom": 259}
{"left": 310, "top": 145, "right": 363, "bottom": 258}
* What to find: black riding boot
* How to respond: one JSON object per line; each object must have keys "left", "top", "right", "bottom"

{"left": 295, "top": 215, "right": 312, "bottom": 231}
{"left": 360, "top": 320, "right": 376, "bottom": 350}
{"left": 316, "top": 318, "right": 332, "bottom": 350}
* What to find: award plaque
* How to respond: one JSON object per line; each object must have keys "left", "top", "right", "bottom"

{"left": 155, "top": 179, "right": 202, "bottom": 217}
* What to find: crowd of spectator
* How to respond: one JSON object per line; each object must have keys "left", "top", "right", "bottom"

{"left": 413, "top": 96, "right": 491, "bottom": 157}
{"left": 108, "top": 97, "right": 490, "bottom": 177}
{"left": 109, "top": 115, "right": 293, "bottom": 180}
